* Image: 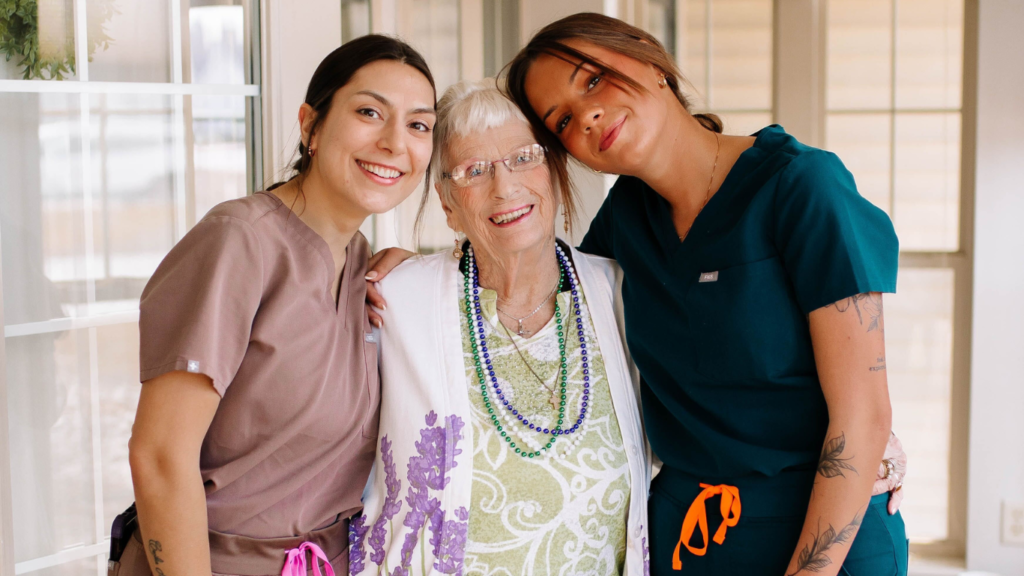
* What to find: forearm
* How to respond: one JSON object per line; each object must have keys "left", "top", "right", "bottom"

{"left": 131, "top": 457, "right": 213, "bottom": 576}
{"left": 785, "top": 415, "right": 891, "bottom": 576}
{"left": 129, "top": 371, "right": 221, "bottom": 576}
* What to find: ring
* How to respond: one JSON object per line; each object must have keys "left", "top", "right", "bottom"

{"left": 882, "top": 459, "right": 895, "bottom": 480}
{"left": 892, "top": 481, "right": 903, "bottom": 493}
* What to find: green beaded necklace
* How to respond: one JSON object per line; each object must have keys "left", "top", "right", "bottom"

{"left": 464, "top": 250, "right": 569, "bottom": 459}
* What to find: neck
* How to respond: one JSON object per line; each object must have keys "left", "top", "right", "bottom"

{"left": 636, "top": 110, "right": 722, "bottom": 213}
{"left": 473, "top": 235, "right": 561, "bottom": 309}
{"left": 274, "top": 168, "right": 366, "bottom": 256}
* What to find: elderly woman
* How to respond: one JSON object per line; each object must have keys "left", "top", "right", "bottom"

{"left": 347, "top": 80, "right": 650, "bottom": 576}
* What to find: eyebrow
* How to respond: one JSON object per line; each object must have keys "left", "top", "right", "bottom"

{"left": 356, "top": 90, "right": 436, "bottom": 116}
{"left": 541, "top": 61, "right": 586, "bottom": 123}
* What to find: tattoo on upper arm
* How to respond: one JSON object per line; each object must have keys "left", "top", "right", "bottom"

{"left": 817, "top": 433, "right": 858, "bottom": 479}
{"left": 786, "top": 510, "right": 865, "bottom": 575}
{"left": 869, "top": 356, "right": 887, "bottom": 372}
{"left": 148, "top": 540, "right": 164, "bottom": 564}
{"left": 826, "top": 293, "right": 883, "bottom": 332}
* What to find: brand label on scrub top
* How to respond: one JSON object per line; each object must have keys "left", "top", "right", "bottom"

{"left": 699, "top": 271, "right": 719, "bottom": 283}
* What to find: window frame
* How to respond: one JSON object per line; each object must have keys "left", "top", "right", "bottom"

{"left": 0, "top": 0, "right": 262, "bottom": 573}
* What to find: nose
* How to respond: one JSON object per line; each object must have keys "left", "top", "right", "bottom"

{"left": 579, "top": 104, "right": 604, "bottom": 134}
{"left": 490, "top": 163, "right": 522, "bottom": 200}
{"left": 377, "top": 117, "right": 407, "bottom": 156}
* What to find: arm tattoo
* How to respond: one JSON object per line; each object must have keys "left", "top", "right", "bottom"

{"left": 869, "top": 356, "right": 887, "bottom": 372}
{"left": 826, "top": 293, "right": 883, "bottom": 332}
{"left": 787, "top": 511, "right": 865, "bottom": 575}
{"left": 148, "top": 540, "right": 164, "bottom": 565}
{"left": 817, "top": 433, "right": 858, "bottom": 479}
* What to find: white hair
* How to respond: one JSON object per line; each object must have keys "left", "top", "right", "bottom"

{"left": 428, "top": 78, "right": 529, "bottom": 200}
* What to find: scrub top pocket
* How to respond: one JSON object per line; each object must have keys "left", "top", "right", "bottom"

{"left": 685, "top": 256, "right": 812, "bottom": 383}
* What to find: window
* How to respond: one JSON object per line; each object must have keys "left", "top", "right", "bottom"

{"left": 679, "top": 0, "right": 773, "bottom": 136}
{"left": 825, "top": 0, "right": 967, "bottom": 549}
{"left": 0, "top": 1, "right": 260, "bottom": 573}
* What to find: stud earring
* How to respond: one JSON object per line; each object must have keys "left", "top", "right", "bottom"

{"left": 452, "top": 235, "right": 463, "bottom": 259}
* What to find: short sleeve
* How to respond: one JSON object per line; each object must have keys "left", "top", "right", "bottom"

{"left": 139, "top": 215, "right": 264, "bottom": 395}
{"left": 774, "top": 149, "right": 899, "bottom": 314}
{"left": 577, "top": 178, "right": 621, "bottom": 259}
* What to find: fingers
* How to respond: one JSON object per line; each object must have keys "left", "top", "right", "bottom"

{"left": 871, "top": 478, "right": 888, "bottom": 497}
{"left": 368, "top": 308, "right": 383, "bottom": 328}
{"left": 888, "top": 486, "right": 904, "bottom": 515}
{"left": 366, "top": 280, "right": 387, "bottom": 312}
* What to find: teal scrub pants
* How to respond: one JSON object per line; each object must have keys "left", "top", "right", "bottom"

{"left": 648, "top": 467, "right": 908, "bottom": 576}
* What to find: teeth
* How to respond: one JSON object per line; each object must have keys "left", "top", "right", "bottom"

{"left": 358, "top": 161, "right": 402, "bottom": 179}
{"left": 492, "top": 206, "right": 531, "bottom": 225}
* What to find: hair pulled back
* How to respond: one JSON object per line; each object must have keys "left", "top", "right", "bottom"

{"left": 502, "top": 12, "right": 722, "bottom": 170}
{"left": 269, "top": 35, "right": 435, "bottom": 190}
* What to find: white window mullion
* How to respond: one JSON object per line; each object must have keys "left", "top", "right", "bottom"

{"left": 170, "top": 0, "right": 188, "bottom": 242}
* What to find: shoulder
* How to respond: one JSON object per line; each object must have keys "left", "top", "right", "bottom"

{"left": 572, "top": 249, "right": 621, "bottom": 296}
{"left": 377, "top": 251, "right": 450, "bottom": 297}
{"left": 606, "top": 175, "right": 646, "bottom": 207}
{"left": 202, "top": 192, "right": 281, "bottom": 227}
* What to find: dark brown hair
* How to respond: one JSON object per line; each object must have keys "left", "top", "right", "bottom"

{"left": 502, "top": 12, "right": 722, "bottom": 184}
{"left": 268, "top": 35, "right": 436, "bottom": 195}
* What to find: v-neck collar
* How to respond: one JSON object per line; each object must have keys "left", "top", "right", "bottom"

{"left": 258, "top": 191, "right": 353, "bottom": 320}
{"left": 645, "top": 125, "right": 780, "bottom": 259}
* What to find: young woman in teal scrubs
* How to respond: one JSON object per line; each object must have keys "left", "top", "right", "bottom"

{"left": 496, "top": 12, "right": 909, "bottom": 576}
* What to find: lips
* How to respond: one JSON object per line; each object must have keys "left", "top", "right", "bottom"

{"left": 599, "top": 117, "right": 625, "bottom": 152}
{"left": 489, "top": 205, "right": 534, "bottom": 226}
{"left": 357, "top": 160, "right": 405, "bottom": 182}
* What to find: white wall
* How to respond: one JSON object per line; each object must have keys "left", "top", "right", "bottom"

{"left": 966, "top": 0, "right": 1024, "bottom": 574}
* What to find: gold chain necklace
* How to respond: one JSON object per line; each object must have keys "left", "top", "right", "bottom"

{"left": 679, "top": 131, "right": 721, "bottom": 242}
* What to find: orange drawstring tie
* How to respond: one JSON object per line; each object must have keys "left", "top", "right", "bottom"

{"left": 672, "top": 483, "right": 742, "bottom": 570}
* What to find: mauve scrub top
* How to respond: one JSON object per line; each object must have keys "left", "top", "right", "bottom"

{"left": 138, "top": 191, "right": 380, "bottom": 538}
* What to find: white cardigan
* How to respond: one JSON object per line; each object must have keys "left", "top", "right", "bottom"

{"left": 348, "top": 246, "right": 651, "bottom": 576}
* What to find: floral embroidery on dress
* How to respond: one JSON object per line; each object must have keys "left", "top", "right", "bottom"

{"left": 369, "top": 435, "right": 403, "bottom": 573}
{"left": 359, "top": 412, "right": 469, "bottom": 576}
{"left": 642, "top": 530, "right": 650, "bottom": 576}
{"left": 349, "top": 514, "right": 369, "bottom": 574}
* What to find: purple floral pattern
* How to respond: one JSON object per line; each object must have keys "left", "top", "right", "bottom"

{"left": 369, "top": 436, "right": 402, "bottom": 569}
{"left": 360, "top": 412, "right": 468, "bottom": 576}
{"left": 642, "top": 531, "right": 650, "bottom": 576}
{"left": 349, "top": 514, "right": 369, "bottom": 574}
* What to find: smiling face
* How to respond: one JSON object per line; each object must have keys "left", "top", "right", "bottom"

{"left": 302, "top": 59, "right": 436, "bottom": 216}
{"left": 439, "top": 120, "right": 557, "bottom": 260}
{"left": 523, "top": 40, "right": 676, "bottom": 176}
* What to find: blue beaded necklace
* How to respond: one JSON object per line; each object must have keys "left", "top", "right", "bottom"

{"left": 463, "top": 244, "right": 591, "bottom": 459}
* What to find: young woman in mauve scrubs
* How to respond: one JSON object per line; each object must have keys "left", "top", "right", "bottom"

{"left": 120, "top": 36, "right": 436, "bottom": 576}
{"left": 500, "top": 13, "right": 907, "bottom": 576}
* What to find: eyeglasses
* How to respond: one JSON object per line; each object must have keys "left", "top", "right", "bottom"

{"left": 442, "top": 144, "right": 546, "bottom": 188}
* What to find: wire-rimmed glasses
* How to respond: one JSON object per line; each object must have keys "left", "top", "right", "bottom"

{"left": 442, "top": 144, "right": 546, "bottom": 188}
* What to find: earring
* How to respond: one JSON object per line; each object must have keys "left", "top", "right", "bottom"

{"left": 452, "top": 235, "right": 463, "bottom": 259}
{"left": 657, "top": 75, "right": 667, "bottom": 88}
{"left": 309, "top": 147, "right": 317, "bottom": 158}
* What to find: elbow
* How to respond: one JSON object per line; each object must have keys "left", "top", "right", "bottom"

{"left": 128, "top": 432, "right": 198, "bottom": 494}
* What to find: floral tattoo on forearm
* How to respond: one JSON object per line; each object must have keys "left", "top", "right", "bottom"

{"left": 817, "top": 432, "right": 858, "bottom": 479}
{"left": 786, "top": 510, "right": 865, "bottom": 575}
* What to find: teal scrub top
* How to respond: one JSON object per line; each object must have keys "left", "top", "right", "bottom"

{"left": 578, "top": 125, "right": 898, "bottom": 479}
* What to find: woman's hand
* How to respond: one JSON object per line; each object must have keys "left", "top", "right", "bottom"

{"left": 871, "top": 432, "right": 907, "bottom": 515}
{"left": 365, "top": 247, "right": 416, "bottom": 327}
